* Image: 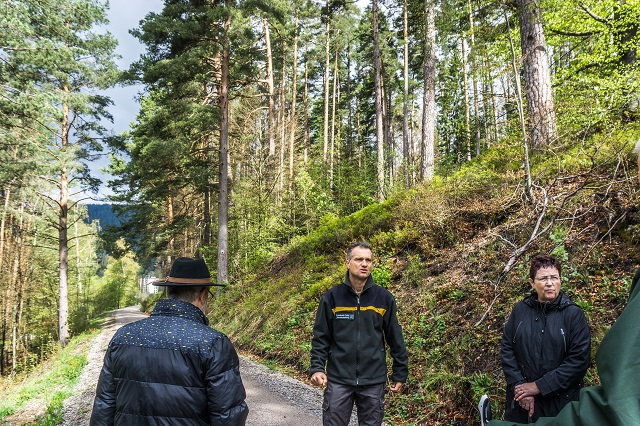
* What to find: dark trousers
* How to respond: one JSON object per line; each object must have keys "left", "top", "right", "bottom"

{"left": 322, "top": 381, "right": 385, "bottom": 426}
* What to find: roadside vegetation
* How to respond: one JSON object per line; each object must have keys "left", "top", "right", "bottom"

{"left": 0, "top": 328, "right": 101, "bottom": 426}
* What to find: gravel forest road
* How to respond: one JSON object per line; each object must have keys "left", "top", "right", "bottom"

{"left": 61, "top": 306, "right": 358, "bottom": 425}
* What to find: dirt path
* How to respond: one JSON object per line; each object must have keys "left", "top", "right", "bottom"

{"left": 61, "top": 306, "right": 357, "bottom": 425}
{"left": 60, "top": 306, "right": 148, "bottom": 425}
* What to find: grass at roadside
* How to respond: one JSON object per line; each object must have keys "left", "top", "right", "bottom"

{"left": 0, "top": 328, "right": 101, "bottom": 426}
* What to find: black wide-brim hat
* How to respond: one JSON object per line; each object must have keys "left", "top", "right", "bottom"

{"left": 152, "top": 257, "right": 226, "bottom": 287}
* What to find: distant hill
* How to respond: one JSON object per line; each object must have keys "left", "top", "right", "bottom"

{"left": 84, "top": 204, "right": 122, "bottom": 229}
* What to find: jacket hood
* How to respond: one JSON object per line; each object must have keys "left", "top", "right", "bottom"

{"left": 523, "top": 290, "right": 575, "bottom": 311}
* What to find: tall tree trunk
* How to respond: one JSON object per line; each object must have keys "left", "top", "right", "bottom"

{"left": 59, "top": 94, "right": 70, "bottom": 347}
{"left": 382, "top": 66, "right": 393, "bottom": 185}
{"left": 203, "top": 189, "right": 211, "bottom": 246}
{"left": 346, "top": 45, "right": 353, "bottom": 157}
{"left": 421, "top": 0, "right": 436, "bottom": 181}
{"left": 304, "top": 57, "right": 310, "bottom": 165}
{"left": 278, "top": 41, "right": 287, "bottom": 195}
{"left": 0, "top": 188, "right": 8, "bottom": 374}
{"left": 217, "top": 15, "right": 231, "bottom": 286}
{"left": 0, "top": 188, "right": 9, "bottom": 273}
{"left": 516, "top": 0, "right": 557, "bottom": 148}
{"left": 330, "top": 48, "right": 338, "bottom": 191}
{"left": 288, "top": 9, "right": 299, "bottom": 188}
{"left": 402, "top": 0, "right": 410, "bottom": 188}
{"left": 323, "top": 9, "right": 331, "bottom": 170}
{"left": 468, "top": 0, "right": 481, "bottom": 156}
{"left": 264, "top": 19, "right": 276, "bottom": 158}
{"left": 167, "top": 196, "right": 174, "bottom": 265}
{"left": 505, "top": 11, "right": 533, "bottom": 198}
{"left": 11, "top": 252, "right": 21, "bottom": 373}
{"left": 11, "top": 202, "right": 25, "bottom": 372}
{"left": 373, "top": 0, "right": 385, "bottom": 201}
{"left": 461, "top": 38, "right": 471, "bottom": 161}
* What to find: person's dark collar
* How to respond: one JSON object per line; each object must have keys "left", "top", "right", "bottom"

{"left": 344, "top": 271, "right": 374, "bottom": 293}
{"left": 151, "top": 298, "right": 209, "bottom": 326}
{"left": 525, "top": 291, "right": 570, "bottom": 310}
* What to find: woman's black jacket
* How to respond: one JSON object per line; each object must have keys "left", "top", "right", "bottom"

{"left": 90, "top": 299, "right": 248, "bottom": 426}
{"left": 500, "top": 291, "right": 591, "bottom": 422}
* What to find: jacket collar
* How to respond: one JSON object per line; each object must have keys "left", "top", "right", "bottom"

{"left": 344, "top": 271, "right": 375, "bottom": 294}
{"left": 151, "top": 298, "right": 209, "bottom": 326}
{"left": 524, "top": 290, "right": 573, "bottom": 311}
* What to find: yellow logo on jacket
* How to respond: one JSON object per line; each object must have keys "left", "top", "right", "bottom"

{"left": 332, "top": 306, "right": 387, "bottom": 316}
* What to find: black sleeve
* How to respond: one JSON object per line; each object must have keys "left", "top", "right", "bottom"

{"left": 384, "top": 297, "right": 409, "bottom": 383}
{"left": 89, "top": 346, "right": 116, "bottom": 426}
{"left": 500, "top": 306, "right": 526, "bottom": 387}
{"left": 206, "top": 335, "right": 249, "bottom": 426}
{"left": 310, "top": 295, "right": 332, "bottom": 375}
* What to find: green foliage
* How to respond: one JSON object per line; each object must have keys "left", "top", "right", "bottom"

{"left": 207, "top": 128, "right": 640, "bottom": 424}
{"left": 550, "top": 227, "right": 569, "bottom": 262}
{"left": 371, "top": 262, "right": 392, "bottom": 288}
{"left": 0, "top": 330, "right": 97, "bottom": 424}
{"left": 469, "top": 372, "right": 495, "bottom": 402}
{"left": 28, "top": 391, "right": 66, "bottom": 426}
{"left": 91, "top": 249, "right": 141, "bottom": 315}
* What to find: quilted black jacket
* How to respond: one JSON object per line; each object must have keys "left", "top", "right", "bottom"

{"left": 90, "top": 299, "right": 248, "bottom": 426}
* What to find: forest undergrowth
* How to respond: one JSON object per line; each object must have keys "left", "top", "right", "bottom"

{"left": 208, "top": 130, "right": 640, "bottom": 425}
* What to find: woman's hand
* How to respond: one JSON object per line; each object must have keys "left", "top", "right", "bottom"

{"left": 517, "top": 396, "right": 535, "bottom": 417}
{"left": 514, "top": 382, "right": 540, "bottom": 400}
{"left": 514, "top": 382, "right": 540, "bottom": 417}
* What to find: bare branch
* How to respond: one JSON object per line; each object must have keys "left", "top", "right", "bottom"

{"left": 578, "top": 3, "right": 608, "bottom": 24}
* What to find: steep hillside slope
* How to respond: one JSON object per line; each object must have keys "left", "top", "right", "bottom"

{"left": 209, "top": 135, "right": 640, "bottom": 425}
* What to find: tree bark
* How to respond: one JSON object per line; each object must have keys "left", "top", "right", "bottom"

{"left": 264, "top": 19, "right": 276, "bottom": 158}
{"left": 304, "top": 57, "right": 309, "bottom": 165}
{"left": 506, "top": 11, "right": 533, "bottom": 198}
{"left": 288, "top": 9, "right": 299, "bottom": 188}
{"left": 330, "top": 48, "right": 338, "bottom": 191}
{"left": 421, "top": 0, "right": 436, "bottom": 181}
{"left": 402, "top": 0, "right": 410, "bottom": 188}
{"left": 167, "top": 196, "right": 174, "bottom": 265}
{"left": 58, "top": 92, "right": 70, "bottom": 347}
{"left": 323, "top": 8, "right": 331, "bottom": 170}
{"left": 468, "top": 0, "right": 481, "bottom": 157}
{"left": 217, "top": 15, "right": 231, "bottom": 286}
{"left": 461, "top": 38, "right": 471, "bottom": 161}
{"left": 517, "top": 0, "right": 557, "bottom": 148}
{"left": 373, "top": 0, "right": 385, "bottom": 201}
{"left": 203, "top": 189, "right": 211, "bottom": 246}
{"left": 278, "top": 41, "right": 287, "bottom": 195}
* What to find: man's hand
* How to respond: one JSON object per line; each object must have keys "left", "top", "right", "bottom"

{"left": 310, "top": 372, "right": 327, "bottom": 387}
{"left": 389, "top": 382, "right": 403, "bottom": 392}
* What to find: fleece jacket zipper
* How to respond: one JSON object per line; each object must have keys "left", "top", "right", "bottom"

{"left": 356, "top": 294, "right": 360, "bottom": 386}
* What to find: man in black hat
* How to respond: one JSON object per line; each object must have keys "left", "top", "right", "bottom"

{"left": 90, "top": 257, "right": 248, "bottom": 426}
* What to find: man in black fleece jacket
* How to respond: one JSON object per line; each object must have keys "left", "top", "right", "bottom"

{"left": 310, "top": 241, "right": 408, "bottom": 426}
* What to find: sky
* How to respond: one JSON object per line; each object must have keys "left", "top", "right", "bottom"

{"left": 89, "top": 0, "right": 163, "bottom": 201}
